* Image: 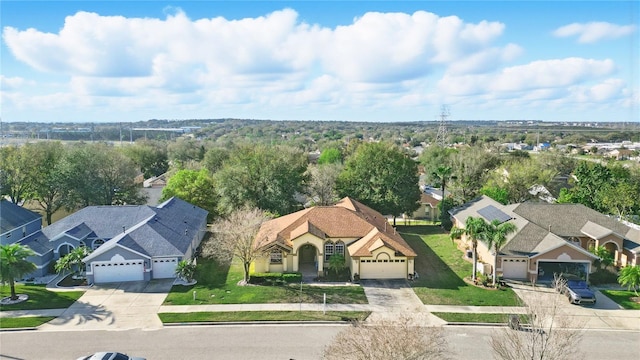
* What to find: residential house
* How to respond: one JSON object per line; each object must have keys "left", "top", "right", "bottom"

{"left": 449, "top": 196, "right": 640, "bottom": 282}
{"left": 0, "top": 200, "right": 42, "bottom": 246}
{"left": 18, "top": 197, "right": 208, "bottom": 283}
{"left": 411, "top": 186, "right": 442, "bottom": 221}
{"left": 253, "top": 197, "right": 417, "bottom": 280}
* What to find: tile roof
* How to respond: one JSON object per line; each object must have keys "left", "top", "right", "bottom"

{"left": 0, "top": 200, "right": 42, "bottom": 234}
{"left": 255, "top": 197, "right": 416, "bottom": 257}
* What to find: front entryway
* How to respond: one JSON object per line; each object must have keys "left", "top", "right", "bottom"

{"left": 299, "top": 244, "right": 318, "bottom": 282}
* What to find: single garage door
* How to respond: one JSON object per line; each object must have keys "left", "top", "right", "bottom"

{"left": 502, "top": 258, "right": 528, "bottom": 279}
{"left": 359, "top": 259, "right": 407, "bottom": 279}
{"left": 152, "top": 258, "right": 178, "bottom": 279}
{"left": 93, "top": 260, "right": 145, "bottom": 283}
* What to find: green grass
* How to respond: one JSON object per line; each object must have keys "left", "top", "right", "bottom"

{"left": 158, "top": 311, "right": 370, "bottom": 323}
{"left": 163, "top": 257, "right": 367, "bottom": 305}
{"left": 600, "top": 290, "right": 640, "bottom": 309}
{"left": 0, "top": 284, "right": 84, "bottom": 311}
{"left": 432, "top": 312, "right": 511, "bottom": 323}
{"left": 0, "top": 316, "right": 56, "bottom": 329}
{"left": 398, "top": 225, "right": 520, "bottom": 306}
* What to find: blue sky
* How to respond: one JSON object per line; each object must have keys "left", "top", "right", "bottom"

{"left": 1, "top": 1, "right": 638, "bottom": 123}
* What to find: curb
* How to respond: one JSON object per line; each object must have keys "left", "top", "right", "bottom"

{"left": 445, "top": 322, "right": 508, "bottom": 327}
{"left": 0, "top": 327, "right": 39, "bottom": 332}
{"left": 163, "top": 320, "right": 353, "bottom": 327}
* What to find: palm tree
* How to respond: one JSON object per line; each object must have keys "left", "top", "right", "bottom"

{"left": 0, "top": 243, "right": 37, "bottom": 300}
{"left": 618, "top": 265, "right": 640, "bottom": 296}
{"left": 450, "top": 216, "right": 488, "bottom": 282}
{"left": 175, "top": 259, "right": 197, "bottom": 283}
{"left": 432, "top": 165, "right": 453, "bottom": 200}
{"left": 485, "top": 219, "right": 518, "bottom": 286}
{"left": 54, "top": 246, "right": 91, "bottom": 278}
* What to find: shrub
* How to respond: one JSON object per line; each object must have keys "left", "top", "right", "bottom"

{"left": 282, "top": 273, "right": 302, "bottom": 283}
{"left": 589, "top": 268, "right": 618, "bottom": 285}
{"left": 249, "top": 272, "right": 284, "bottom": 285}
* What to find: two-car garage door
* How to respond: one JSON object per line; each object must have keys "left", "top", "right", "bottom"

{"left": 93, "top": 260, "right": 144, "bottom": 283}
{"left": 359, "top": 259, "right": 407, "bottom": 279}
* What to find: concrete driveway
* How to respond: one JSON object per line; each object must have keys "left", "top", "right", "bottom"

{"left": 39, "top": 279, "right": 174, "bottom": 331}
{"left": 508, "top": 282, "right": 640, "bottom": 331}
{"left": 360, "top": 279, "right": 445, "bottom": 326}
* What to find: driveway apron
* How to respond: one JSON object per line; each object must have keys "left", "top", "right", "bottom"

{"left": 508, "top": 282, "right": 640, "bottom": 331}
{"left": 38, "top": 279, "right": 173, "bottom": 331}
{"left": 360, "top": 279, "right": 445, "bottom": 326}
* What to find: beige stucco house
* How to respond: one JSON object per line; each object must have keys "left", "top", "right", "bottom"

{"left": 253, "top": 197, "right": 417, "bottom": 280}
{"left": 449, "top": 196, "right": 640, "bottom": 283}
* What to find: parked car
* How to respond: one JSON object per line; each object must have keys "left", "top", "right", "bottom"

{"left": 76, "top": 352, "right": 145, "bottom": 360}
{"left": 552, "top": 273, "right": 596, "bottom": 305}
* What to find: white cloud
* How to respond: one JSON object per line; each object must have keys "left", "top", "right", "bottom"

{"left": 0, "top": 75, "right": 29, "bottom": 90}
{"left": 553, "top": 22, "right": 636, "bottom": 43}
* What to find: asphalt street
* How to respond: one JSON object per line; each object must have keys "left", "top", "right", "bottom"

{"left": 1, "top": 324, "right": 639, "bottom": 360}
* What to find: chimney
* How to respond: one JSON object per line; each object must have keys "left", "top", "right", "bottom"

{"left": 185, "top": 229, "right": 188, "bottom": 236}
{"left": 548, "top": 225, "right": 551, "bottom": 232}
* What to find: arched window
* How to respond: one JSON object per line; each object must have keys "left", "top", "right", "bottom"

{"left": 324, "top": 242, "right": 334, "bottom": 262}
{"left": 92, "top": 239, "right": 105, "bottom": 250}
{"left": 334, "top": 242, "right": 345, "bottom": 256}
{"left": 58, "top": 244, "right": 74, "bottom": 257}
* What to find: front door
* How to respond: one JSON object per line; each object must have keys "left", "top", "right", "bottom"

{"left": 300, "top": 244, "right": 316, "bottom": 263}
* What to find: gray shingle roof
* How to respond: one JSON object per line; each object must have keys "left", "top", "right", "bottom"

{"left": 0, "top": 200, "right": 42, "bottom": 234}
{"left": 18, "top": 230, "right": 52, "bottom": 255}
{"left": 512, "top": 203, "right": 630, "bottom": 239}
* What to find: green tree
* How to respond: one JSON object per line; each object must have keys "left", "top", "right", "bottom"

{"left": 484, "top": 219, "right": 517, "bottom": 286}
{"left": 63, "top": 143, "right": 147, "bottom": 209}
{"left": 336, "top": 142, "right": 420, "bottom": 226}
{"left": 590, "top": 245, "right": 614, "bottom": 270}
{"left": 175, "top": 259, "right": 197, "bottom": 282}
{"left": 600, "top": 181, "right": 639, "bottom": 220}
{"left": 215, "top": 144, "right": 308, "bottom": 216}
{"left": 318, "top": 148, "right": 342, "bottom": 165}
{"left": 25, "top": 141, "right": 69, "bottom": 225}
{"left": 618, "top": 265, "right": 640, "bottom": 296}
{"left": 480, "top": 186, "right": 510, "bottom": 205}
{"left": 202, "top": 147, "right": 230, "bottom": 174}
{"left": 0, "top": 244, "right": 36, "bottom": 300}
{"left": 167, "top": 137, "right": 205, "bottom": 167}
{"left": 121, "top": 140, "right": 169, "bottom": 178}
{"left": 450, "top": 147, "right": 500, "bottom": 202}
{"left": 0, "top": 145, "right": 33, "bottom": 204}
{"left": 450, "top": 216, "right": 488, "bottom": 282}
{"left": 162, "top": 169, "right": 219, "bottom": 221}
{"left": 54, "top": 246, "right": 91, "bottom": 278}
{"left": 327, "top": 254, "right": 346, "bottom": 276}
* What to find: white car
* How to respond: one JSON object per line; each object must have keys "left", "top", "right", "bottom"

{"left": 76, "top": 352, "right": 145, "bottom": 360}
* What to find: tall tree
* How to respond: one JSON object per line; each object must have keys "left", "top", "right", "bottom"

{"left": 121, "top": 140, "right": 169, "bottom": 178}
{"left": 318, "top": 148, "right": 342, "bottom": 165}
{"left": 484, "top": 219, "right": 517, "bottom": 286}
{"left": 162, "top": 169, "right": 219, "bottom": 221}
{"left": 25, "top": 142, "right": 68, "bottom": 225}
{"left": 0, "top": 145, "right": 33, "bottom": 204}
{"left": 306, "top": 163, "right": 342, "bottom": 206}
{"left": 449, "top": 146, "right": 500, "bottom": 202}
{"left": 214, "top": 144, "right": 308, "bottom": 216}
{"left": 203, "top": 207, "right": 271, "bottom": 284}
{"left": 450, "top": 216, "right": 488, "bottom": 282}
{"left": 0, "top": 244, "right": 36, "bottom": 301}
{"left": 336, "top": 142, "right": 420, "bottom": 226}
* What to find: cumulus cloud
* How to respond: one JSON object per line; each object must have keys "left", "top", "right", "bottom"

{"left": 0, "top": 75, "right": 29, "bottom": 90}
{"left": 553, "top": 22, "right": 636, "bottom": 43}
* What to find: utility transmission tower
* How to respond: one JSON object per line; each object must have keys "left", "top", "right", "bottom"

{"left": 435, "top": 105, "right": 450, "bottom": 147}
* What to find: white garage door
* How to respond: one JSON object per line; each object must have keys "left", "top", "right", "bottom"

{"left": 93, "top": 260, "right": 144, "bottom": 283}
{"left": 502, "top": 258, "right": 528, "bottom": 279}
{"left": 359, "top": 259, "right": 407, "bottom": 279}
{"left": 152, "top": 258, "right": 178, "bottom": 279}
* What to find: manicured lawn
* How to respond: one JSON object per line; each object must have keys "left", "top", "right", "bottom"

{"left": 432, "top": 312, "right": 510, "bottom": 323}
{"left": 398, "top": 225, "right": 520, "bottom": 306}
{"left": 600, "top": 290, "right": 640, "bottom": 310}
{"left": 158, "top": 311, "right": 370, "bottom": 323}
{"left": 0, "top": 316, "right": 56, "bottom": 329}
{"left": 163, "top": 257, "right": 367, "bottom": 305}
{"left": 0, "top": 284, "right": 84, "bottom": 311}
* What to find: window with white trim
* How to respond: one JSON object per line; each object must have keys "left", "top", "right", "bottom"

{"left": 92, "top": 239, "right": 105, "bottom": 250}
{"left": 270, "top": 251, "right": 282, "bottom": 264}
{"left": 325, "top": 242, "right": 334, "bottom": 262}
{"left": 335, "top": 242, "right": 345, "bottom": 256}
